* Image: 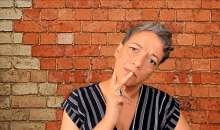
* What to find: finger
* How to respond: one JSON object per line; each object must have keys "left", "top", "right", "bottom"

{"left": 115, "top": 72, "right": 133, "bottom": 89}
{"left": 111, "top": 70, "right": 117, "bottom": 88}
{"left": 120, "top": 90, "right": 132, "bottom": 102}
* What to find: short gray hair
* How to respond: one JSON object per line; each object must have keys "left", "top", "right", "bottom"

{"left": 122, "top": 21, "right": 174, "bottom": 65}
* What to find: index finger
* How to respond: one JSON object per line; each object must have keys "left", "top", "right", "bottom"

{"left": 114, "top": 71, "right": 133, "bottom": 90}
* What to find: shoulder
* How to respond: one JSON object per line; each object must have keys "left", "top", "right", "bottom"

{"left": 73, "top": 83, "right": 99, "bottom": 96}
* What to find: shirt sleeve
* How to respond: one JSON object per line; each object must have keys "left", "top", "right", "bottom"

{"left": 61, "top": 89, "right": 84, "bottom": 128}
{"left": 164, "top": 98, "right": 180, "bottom": 130}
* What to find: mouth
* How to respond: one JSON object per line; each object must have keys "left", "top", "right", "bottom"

{"left": 124, "top": 68, "right": 136, "bottom": 77}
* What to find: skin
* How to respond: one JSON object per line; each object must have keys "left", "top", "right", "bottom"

{"left": 61, "top": 31, "right": 192, "bottom": 130}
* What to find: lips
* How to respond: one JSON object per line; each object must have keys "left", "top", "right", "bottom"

{"left": 124, "top": 68, "right": 136, "bottom": 77}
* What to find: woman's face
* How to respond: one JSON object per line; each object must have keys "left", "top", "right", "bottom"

{"left": 114, "top": 31, "right": 165, "bottom": 87}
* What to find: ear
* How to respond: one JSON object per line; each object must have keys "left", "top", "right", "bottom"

{"left": 114, "top": 42, "right": 123, "bottom": 58}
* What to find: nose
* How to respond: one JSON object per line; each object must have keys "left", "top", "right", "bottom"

{"left": 131, "top": 55, "right": 144, "bottom": 69}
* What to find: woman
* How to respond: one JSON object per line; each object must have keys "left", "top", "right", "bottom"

{"left": 61, "top": 22, "right": 192, "bottom": 130}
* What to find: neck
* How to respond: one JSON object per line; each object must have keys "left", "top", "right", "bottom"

{"left": 105, "top": 78, "right": 142, "bottom": 99}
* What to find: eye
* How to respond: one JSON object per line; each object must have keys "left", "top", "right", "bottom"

{"left": 148, "top": 59, "right": 156, "bottom": 65}
{"left": 130, "top": 47, "right": 137, "bottom": 52}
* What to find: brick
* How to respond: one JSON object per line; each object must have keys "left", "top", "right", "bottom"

{"left": 144, "top": 72, "right": 167, "bottom": 84}
{"left": 160, "top": 9, "right": 175, "bottom": 21}
{"left": 201, "top": 73, "right": 220, "bottom": 84}
{"left": 14, "top": 33, "right": 23, "bottom": 43}
{"left": 0, "top": 57, "right": 11, "bottom": 69}
{"left": 185, "top": 22, "right": 219, "bottom": 33}
{"left": 167, "top": 1, "right": 201, "bottom": 9}
{"left": 75, "top": 9, "right": 91, "bottom": 20}
{"left": 126, "top": 9, "right": 142, "bottom": 21}
{"left": 57, "top": 33, "right": 73, "bottom": 45}
{"left": 100, "top": 45, "right": 117, "bottom": 57}
{"left": 83, "top": 21, "right": 116, "bottom": 32}
{"left": 92, "top": 33, "right": 106, "bottom": 45}
{"left": 41, "top": 9, "right": 58, "bottom": 20}
{"left": 175, "top": 58, "right": 191, "bottom": 71}
{"left": 29, "top": 109, "right": 56, "bottom": 120}
{"left": 211, "top": 60, "right": 220, "bottom": 71}
{"left": 189, "top": 99, "right": 200, "bottom": 110}
{"left": 40, "top": 58, "right": 56, "bottom": 70}
{"left": 0, "top": 0, "right": 13, "bottom": 7}
{"left": 172, "top": 34, "right": 179, "bottom": 45}
{"left": 195, "top": 34, "right": 211, "bottom": 45}
{"left": 48, "top": 21, "right": 80, "bottom": 32}
{"left": 107, "top": 58, "right": 115, "bottom": 69}
{"left": 73, "top": 57, "right": 90, "bottom": 69}
{"left": 66, "top": 45, "right": 99, "bottom": 56}
{"left": 109, "top": 9, "right": 125, "bottom": 20}
{"left": 31, "top": 71, "right": 47, "bottom": 82}
{"left": 0, "top": 33, "right": 13, "bottom": 43}
{"left": 58, "top": 9, "right": 74, "bottom": 20}
{"left": 48, "top": 71, "right": 64, "bottom": 83}
{"left": 47, "top": 96, "right": 64, "bottom": 107}
{"left": 57, "top": 84, "right": 73, "bottom": 96}
{"left": 201, "top": 124, "right": 220, "bottom": 130}
{"left": 191, "top": 111, "right": 207, "bottom": 123}
{"left": 91, "top": 58, "right": 108, "bottom": 70}
{"left": 157, "top": 85, "right": 174, "bottom": 96}
{"left": 177, "top": 34, "right": 194, "bottom": 45}
{"left": 0, "top": 71, "right": 30, "bottom": 83}
{"left": 176, "top": 73, "right": 191, "bottom": 84}
{"left": 202, "top": 1, "right": 220, "bottom": 8}
{"left": 194, "top": 10, "right": 210, "bottom": 22}
{"left": 212, "top": 10, "right": 220, "bottom": 21}
{"left": 0, "top": 122, "right": 9, "bottom": 130}
{"left": 73, "top": 83, "right": 88, "bottom": 89}
{"left": 66, "top": 0, "right": 91, "bottom": 8}
{"left": 24, "top": 33, "right": 39, "bottom": 44}
{"left": 209, "top": 86, "right": 220, "bottom": 97}
{"left": 192, "top": 85, "right": 209, "bottom": 97}
{"left": 12, "top": 83, "right": 37, "bottom": 95}
{"left": 116, "top": 21, "right": 143, "bottom": 33}
{"left": 39, "top": 83, "right": 57, "bottom": 96}
{"left": 0, "top": 83, "right": 10, "bottom": 95}
{"left": 203, "top": 47, "right": 220, "bottom": 58}
{"left": 175, "top": 85, "right": 191, "bottom": 97}
{"left": 14, "top": 21, "right": 47, "bottom": 32}
{"left": 92, "top": 9, "right": 108, "bottom": 20}
{"left": 0, "top": 9, "right": 22, "bottom": 19}
{"left": 46, "top": 121, "right": 60, "bottom": 130}
{"left": 165, "top": 72, "right": 175, "bottom": 84}
{"left": 0, "top": 96, "right": 9, "bottom": 108}
{"left": 182, "top": 111, "right": 190, "bottom": 122}
{"left": 57, "top": 58, "right": 73, "bottom": 70}
{"left": 12, "top": 96, "right": 46, "bottom": 108}
{"left": 74, "top": 33, "right": 91, "bottom": 44}
{"left": 100, "top": 1, "right": 132, "bottom": 8}
{"left": 23, "top": 9, "right": 40, "bottom": 21}
{"left": 192, "top": 59, "right": 210, "bottom": 71}
{"left": 74, "top": 71, "right": 98, "bottom": 83}
{"left": 40, "top": 33, "right": 56, "bottom": 44}
{"left": 107, "top": 33, "right": 124, "bottom": 45}
{"left": 133, "top": 1, "right": 166, "bottom": 8}
{"left": 32, "top": 45, "right": 65, "bottom": 57}
{"left": 33, "top": 0, "right": 65, "bottom": 8}
{"left": 192, "top": 73, "right": 201, "bottom": 84}
{"left": 0, "top": 109, "right": 29, "bottom": 121}
{"left": 11, "top": 122, "right": 45, "bottom": 130}
{"left": 15, "top": 0, "right": 32, "bottom": 7}
{"left": 190, "top": 124, "right": 200, "bottom": 130}
{"left": 142, "top": 9, "right": 159, "bottom": 21}
{"left": 0, "top": 20, "right": 13, "bottom": 31}
{"left": 160, "top": 22, "right": 184, "bottom": 33}
{"left": 158, "top": 59, "right": 175, "bottom": 70}
{"left": 64, "top": 71, "right": 74, "bottom": 83}
{"left": 213, "top": 35, "right": 220, "bottom": 46}
{"left": 201, "top": 99, "right": 220, "bottom": 111}
{"left": 209, "top": 111, "right": 220, "bottom": 123}
{"left": 13, "top": 57, "right": 39, "bottom": 69}
{"left": 98, "top": 71, "right": 112, "bottom": 81}
{"left": 56, "top": 109, "right": 63, "bottom": 120}
{"left": 176, "top": 10, "right": 193, "bottom": 21}
{"left": 170, "top": 46, "right": 202, "bottom": 58}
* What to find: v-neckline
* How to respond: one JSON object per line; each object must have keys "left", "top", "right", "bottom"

{"left": 95, "top": 83, "right": 144, "bottom": 130}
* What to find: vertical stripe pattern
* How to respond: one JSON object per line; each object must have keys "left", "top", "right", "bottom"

{"left": 61, "top": 83, "right": 180, "bottom": 130}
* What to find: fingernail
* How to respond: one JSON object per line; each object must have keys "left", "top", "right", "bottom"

{"left": 128, "top": 72, "right": 133, "bottom": 76}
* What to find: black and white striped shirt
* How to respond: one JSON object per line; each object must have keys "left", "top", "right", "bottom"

{"left": 61, "top": 83, "right": 180, "bottom": 130}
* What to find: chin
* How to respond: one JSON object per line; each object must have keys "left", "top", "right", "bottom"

{"left": 124, "top": 80, "right": 139, "bottom": 87}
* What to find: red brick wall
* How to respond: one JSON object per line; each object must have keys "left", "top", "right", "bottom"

{"left": 0, "top": 0, "right": 220, "bottom": 129}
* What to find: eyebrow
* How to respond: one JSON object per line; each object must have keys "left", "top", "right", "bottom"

{"left": 132, "top": 43, "right": 160, "bottom": 62}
